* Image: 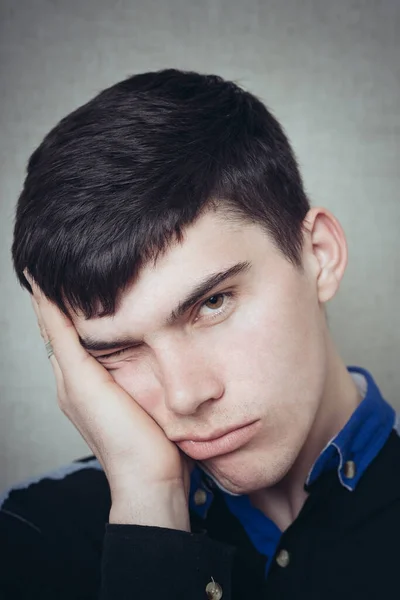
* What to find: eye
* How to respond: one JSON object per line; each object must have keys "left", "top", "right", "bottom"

{"left": 97, "top": 347, "right": 132, "bottom": 362}
{"left": 196, "top": 292, "right": 234, "bottom": 321}
{"left": 106, "top": 348, "right": 129, "bottom": 358}
{"left": 204, "top": 295, "right": 225, "bottom": 310}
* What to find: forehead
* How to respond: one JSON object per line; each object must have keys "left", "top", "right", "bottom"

{"left": 73, "top": 210, "right": 280, "bottom": 338}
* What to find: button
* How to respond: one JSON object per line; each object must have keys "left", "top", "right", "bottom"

{"left": 276, "top": 549, "right": 290, "bottom": 568}
{"left": 344, "top": 460, "right": 356, "bottom": 479}
{"left": 194, "top": 488, "right": 207, "bottom": 506}
{"left": 206, "top": 578, "right": 223, "bottom": 599}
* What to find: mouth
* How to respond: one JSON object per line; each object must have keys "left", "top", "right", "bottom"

{"left": 176, "top": 421, "right": 260, "bottom": 461}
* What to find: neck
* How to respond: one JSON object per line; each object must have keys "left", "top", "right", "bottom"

{"left": 250, "top": 338, "right": 362, "bottom": 531}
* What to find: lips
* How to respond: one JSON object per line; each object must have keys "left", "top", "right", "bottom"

{"left": 176, "top": 421, "right": 260, "bottom": 461}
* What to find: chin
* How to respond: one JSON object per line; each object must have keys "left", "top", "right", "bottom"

{"left": 202, "top": 448, "right": 294, "bottom": 495}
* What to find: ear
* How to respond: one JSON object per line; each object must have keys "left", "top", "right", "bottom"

{"left": 303, "top": 207, "right": 348, "bottom": 304}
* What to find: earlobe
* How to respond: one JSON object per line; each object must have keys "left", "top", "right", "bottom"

{"left": 304, "top": 208, "right": 348, "bottom": 304}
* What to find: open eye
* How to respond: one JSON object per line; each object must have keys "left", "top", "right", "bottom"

{"left": 203, "top": 294, "right": 225, "bottom": 310}
{"left": 196, "top": 292, "right": 235, "bottom": 321}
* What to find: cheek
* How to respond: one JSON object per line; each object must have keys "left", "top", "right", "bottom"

{"left": 217, "top": 282, "right": 326, "bottom": 417}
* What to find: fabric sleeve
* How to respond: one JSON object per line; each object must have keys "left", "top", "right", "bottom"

{"left": 101, "top": 524, "right": 236, "bottom": 599}
{"left": 0, "top": 507, "right": 104, "bottom": 598}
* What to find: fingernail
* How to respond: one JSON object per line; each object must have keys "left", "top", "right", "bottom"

{"left": 23, "top": 268, "right": 32, "bottom": 285}
{"left": 23, "top": 269, "right": 39, "bottom": 298}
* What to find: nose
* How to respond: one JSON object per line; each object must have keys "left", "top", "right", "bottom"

{"left": 156, "top": 342, "right": 224, "bottom": 416}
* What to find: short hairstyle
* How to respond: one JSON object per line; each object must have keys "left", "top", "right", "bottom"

{"left": 12, "top": 69, "right": 310, "bottom": 318}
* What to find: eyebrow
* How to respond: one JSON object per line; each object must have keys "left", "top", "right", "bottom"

{"left": 79, "top": 260, "right": 251, "bottom": 353}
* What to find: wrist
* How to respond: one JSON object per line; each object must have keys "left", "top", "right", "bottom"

{"left": 109, "top": 483, "right": 190, "bottom": 532}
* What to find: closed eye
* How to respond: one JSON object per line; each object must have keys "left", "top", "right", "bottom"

{"left": 102, "top": 348, "right": 129, "bottom": 359}
{"left": 97, "top": 347, "right": 137, "bottom": 362}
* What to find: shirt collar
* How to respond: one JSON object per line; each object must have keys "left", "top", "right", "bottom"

{"left": 306, "top": 366, "right": 395, "bottom": 491}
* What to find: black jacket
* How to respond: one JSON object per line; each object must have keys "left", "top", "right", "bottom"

{"left": 2, "top": 431, "right": 400, "bottom": 599}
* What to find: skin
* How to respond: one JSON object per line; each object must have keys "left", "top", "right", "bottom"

{"left": 26, "top": 206, "right": 361, "bottom": 532}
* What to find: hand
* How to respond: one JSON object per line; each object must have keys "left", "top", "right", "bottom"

{"left": 25, "top": 272, "right": 191, "bottom": 531}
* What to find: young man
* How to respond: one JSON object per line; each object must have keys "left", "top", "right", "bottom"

{"left": 2, "top": 69, "right": 399, "bottom": 599}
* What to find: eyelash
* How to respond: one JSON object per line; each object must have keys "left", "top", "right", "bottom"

{"left": 99, "top": 291, "right": 235, "bottom": 362}
{"left": 103, "top": 347, "right": 131, "bottom": 359}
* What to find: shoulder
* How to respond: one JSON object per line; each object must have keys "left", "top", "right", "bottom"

{"left": 0, "top": 457, "right": 111, "bottom": 598}
{"left": 355, "top": 427, "right": 400, "bottom": 531}
{"left": 1, "top": 456, "right": 111, "bottom": 539}
{"left": 1, "top": 456, "right": 111, "bottom": 567}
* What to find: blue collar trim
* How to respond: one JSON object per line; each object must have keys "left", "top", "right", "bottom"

{"left": 306, "top": 366, "right": 395, "bottom": 491}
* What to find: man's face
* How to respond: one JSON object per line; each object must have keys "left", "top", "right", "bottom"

{"left": 73, "top": 209, "right": 328, "bottom": 494}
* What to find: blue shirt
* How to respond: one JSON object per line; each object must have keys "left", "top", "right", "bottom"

{"left": 189, "top": 366, "right": 396, "bottom": 577}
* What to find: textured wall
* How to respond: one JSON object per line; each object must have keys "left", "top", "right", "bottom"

{"left": 0, "top": 0, "right": 399, "bottom": 491}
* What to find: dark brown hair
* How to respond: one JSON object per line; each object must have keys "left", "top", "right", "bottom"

{"left": 12, "top": 69, "right": 310, "bottom": 318}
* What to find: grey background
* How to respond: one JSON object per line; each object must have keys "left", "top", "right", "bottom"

{"left": 0, "top": 0, "right": 399, "bottom": 492}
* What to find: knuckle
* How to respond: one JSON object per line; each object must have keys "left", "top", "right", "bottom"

{"left": 38, "top": 326, "right": 47, "bottom": 342}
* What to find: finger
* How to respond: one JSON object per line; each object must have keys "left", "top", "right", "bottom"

{"left": 24, "top": 270, "right": 104, "bottom": 379}
{"left": 30, "top": 294, "right": 49, "bottom": 344}
{"left": 25, "top": 272, "right": 52, "bottom": 348}
{"left": 30, "top": 294, "right": 64, "bottom": 388}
